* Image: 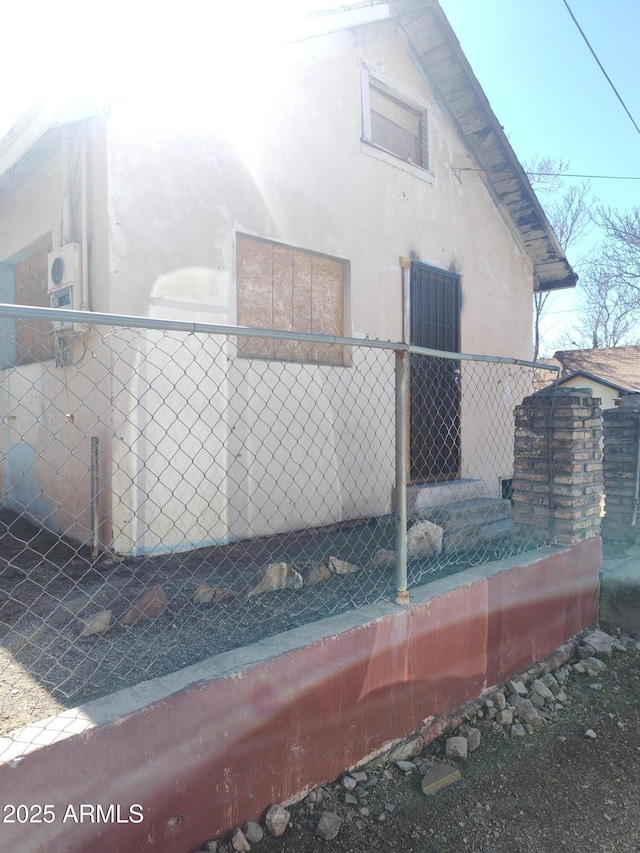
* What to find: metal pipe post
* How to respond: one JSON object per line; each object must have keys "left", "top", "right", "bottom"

{"left": 632, "top": 419, "right": 640, "bottom": 527}
{"left": 90, "top": 436, "right": 99, "bottom": 560}
{"left": 394, "top": 349, "right": 409, "bottom": 605}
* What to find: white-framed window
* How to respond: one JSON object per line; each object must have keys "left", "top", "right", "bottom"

{"left": 236, "top": 234, "right": 347, "bottom": 366}
{"left": 361, "top": 69, "right": 430, "bottom": 172}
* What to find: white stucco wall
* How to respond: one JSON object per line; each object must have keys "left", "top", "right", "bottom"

{"left": 99, "top": 21, "right": 534, "bottom": 550}
{"left": 0, "top": 19, "right": 538, "bottom": 553}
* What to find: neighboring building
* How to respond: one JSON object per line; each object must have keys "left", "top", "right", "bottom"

{"left": 0, "top": 0, "right": 575, "bottom": 554}
{"left": 542, "top": 346, "right": 640, "bottom": 410}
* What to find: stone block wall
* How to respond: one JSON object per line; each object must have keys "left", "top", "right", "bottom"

{"left": 602, "top": 394, "right": 640, "bottom": 542}
{"left": 513, "top": 388, "right": 603, "bottom": 545}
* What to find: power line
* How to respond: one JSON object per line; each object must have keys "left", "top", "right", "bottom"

{"left": 562, "top": 0, "right": 640, "bottom": 138}
{"left": 528, "top": 171, "right": 640, "bottom": 181}
{"left": 456, "top": 167, "right": 640, "bottom": 181}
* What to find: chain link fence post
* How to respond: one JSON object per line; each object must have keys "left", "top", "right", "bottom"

{"left": 394, "top": 349, "right": 409, "bottom": 605}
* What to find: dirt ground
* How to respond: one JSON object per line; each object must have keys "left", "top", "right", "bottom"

{"left": 0, "top": 509, "right": 540, "bottom": 738}
{"left": 248, "top": 628, "right": 640, "bottom": 853}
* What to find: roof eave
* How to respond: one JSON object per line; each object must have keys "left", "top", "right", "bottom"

{"left": 395, "top": 0, "right": 576, "bottom": 292}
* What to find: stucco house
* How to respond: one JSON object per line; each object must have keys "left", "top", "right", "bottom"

{"left": 0, "top": 0, "right": 575, "bottom": 555}
{"left": 541, "top": 345, "right": 640, "bottom": 410}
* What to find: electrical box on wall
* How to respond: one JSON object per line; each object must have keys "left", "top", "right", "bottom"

{"left": 47, "top": 243, "right": 82, "bottom": 330}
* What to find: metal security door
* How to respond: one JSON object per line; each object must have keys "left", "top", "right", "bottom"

{"left": 409, "top": 262, "right": 461, "bottom": 483}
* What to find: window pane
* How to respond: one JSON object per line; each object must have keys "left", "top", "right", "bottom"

{"left": 368, "top": 84, "right": 422, "bottom": 166}
{"left": 371, "top": 110, "right": 421, "bottom": 165}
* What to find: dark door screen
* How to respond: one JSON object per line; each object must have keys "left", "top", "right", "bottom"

{"left": 409, "top": 263, "right": 461, "bottom": 483}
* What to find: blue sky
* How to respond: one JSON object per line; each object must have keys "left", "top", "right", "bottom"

{"left": 439, "top": 0, "right": 640, "bottom": 350}
{"left": 440, "top": 0, "right": 640, "bottom": 213}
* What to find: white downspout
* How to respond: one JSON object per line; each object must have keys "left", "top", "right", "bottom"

{"left": 400, "top": 257, "right": 411, "bottom": 344}
{"left": 80, "top": 136, "right": 90, "bottom": 312}
{"left": 61, "top": 128, "right": 73, "bottom": 245}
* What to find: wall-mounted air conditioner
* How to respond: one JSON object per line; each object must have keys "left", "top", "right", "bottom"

{"left": 47, "top": 243, "right": 82, "bottom": 330}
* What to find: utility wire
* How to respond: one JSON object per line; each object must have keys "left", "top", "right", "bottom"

{"left": 456, "top": 167, "right": 640, "bottom": 181}
{"left": 562, "top": 0, "right": 640, "bottom": 138}
{"left": 528, "top": 171, "right": 640, "bottom": 181}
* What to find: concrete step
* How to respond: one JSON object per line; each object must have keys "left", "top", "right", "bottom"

{"left": 405, "top": 479, "right": 487, "bottom": 516}
{"left": 424, "top": 498, "right": 512, "bottom": 531}
{"left": 420, "top": 498, "right": 514, "bottom": 553}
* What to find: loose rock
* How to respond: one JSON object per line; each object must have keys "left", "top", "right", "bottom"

{"left": 445, "top": 736, "right": 468, "bottom": 761}
{"left": 532, "top": 679, "right": 554, "bottom": 701}
{"left": 77, "top": 609, "right": 112, "bottom": 637}
{"left": 541, "top": 672, "right": 561, "bottom": 695}
{"left": 193, "top": 585, "right": 236, "bottom": 604}
{"left": 265, "top": 804, "right": 290, "bottom": 837}
{"left": 582, "top": 629, "right": 616, "bottom": 659}
{"left": 466, "top": 728, "right": 482, "bottom": 752}
{"left": 494, "top": 692, "right": 507, "bottom": 711}
{"left": 369, "top": 549, "right": 395, "bottom": 569}
{"left": 121, "top": 584, "right": 168, "bottom": 625}
{"left": 230, "top": 828, "right": 250, "bottom": 852}
{"left": 243, "top": 822, "right": 263, "bottom": 843}
{"left": 315, "top": 812, "right": 341, "bottom": 841}
{"left": 421, "top": 763, "right": 462, "bottom": 795}
{"left": 328, "top": 556, "right": 360, "bottom": 575}
{"left": 305, "top": 565, "right": 333, "bottom": 586}
{"left": 406, "top": 519, "right": 444, "bottom": 560}
{"left": 506, "top": 678, "right": 528, "bottom": 696}
{"left": 389, "top": 736, "right": 424, "bottom": 762}
{"left": 514, "top": 697, "right": 545, "bottom": 730}
{"left": 247, "top": 563, "right": 303, "bottom": 596}
{"left": 496, "top": 709, "right": 513, "bottom": 726}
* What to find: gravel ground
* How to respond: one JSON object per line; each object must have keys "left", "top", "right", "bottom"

{"left": 0, "top": 509, "right": 545, "bottom": 737}
{"left": 228, "top": 627, "right": 640, "bottom": 853}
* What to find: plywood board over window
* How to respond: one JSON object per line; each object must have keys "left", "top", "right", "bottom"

{"left": 236, "top": 234, "right": 346, "bottom": 365}
{"left": 15, "top": 244, "right": 54, "bottom": 365}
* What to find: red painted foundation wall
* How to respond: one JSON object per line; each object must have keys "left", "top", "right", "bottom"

{"left": 0, "top": 539, "right": 601, "bottom": 853}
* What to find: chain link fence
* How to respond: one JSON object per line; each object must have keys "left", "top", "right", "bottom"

{"left": 0, "top": 304, "right": 559, "bottom": 746}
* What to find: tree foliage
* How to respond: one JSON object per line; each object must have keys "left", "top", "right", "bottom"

{"left": 524, "top": 156, "right": 592, "bottom": 360}
{"left": 567, "top": 258, "right": 640, "bottom": 348}
{"left": 559, "top": 206, "right": 640, "bottom": 349}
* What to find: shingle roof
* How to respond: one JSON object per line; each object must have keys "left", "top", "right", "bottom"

{"left": 549, "top": 345, "right": 640, "bottom": 393}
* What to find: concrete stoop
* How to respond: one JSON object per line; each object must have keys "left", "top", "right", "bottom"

{"left": 405, "top": 478, "right": 488, "bottom": 516}
{"left": 419, "top": 497, "right": 514, "bottom": 553}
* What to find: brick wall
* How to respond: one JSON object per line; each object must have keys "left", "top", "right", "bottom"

{"left": 513, "top": 388, "right": 603, "bottom": 545}
{"left": 602, "top": 394, "right": 640, "bottom": 542}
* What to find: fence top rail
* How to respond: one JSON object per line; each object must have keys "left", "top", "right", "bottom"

{"left": 0, "top": 303, "right": 559, "bottom": 373}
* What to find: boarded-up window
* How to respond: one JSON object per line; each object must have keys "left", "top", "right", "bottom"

{"left": 364, "top": 75, "right": 428, "bottom": 169}
{"left": 236, "top": 235, "right": 346, "bottom": 365}
{"left": 15, "top": 244, "right": 54, "bottom": 365}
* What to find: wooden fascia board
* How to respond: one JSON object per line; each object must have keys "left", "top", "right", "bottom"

{"left": 398, "top": 2, "right": 576, "bottom": 292}
{"left": 0, "top": 103, "right": 61, "bottom": 180}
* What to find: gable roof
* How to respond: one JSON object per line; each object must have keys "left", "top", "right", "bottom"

{"left": 549, "top": 345, "right": 640, "bottom": 394}
{"left": 0, "top": 1, "right": 576, "bottom": 293}
{"left": 395, "top": 0, "right": 575, "bottom": 292}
